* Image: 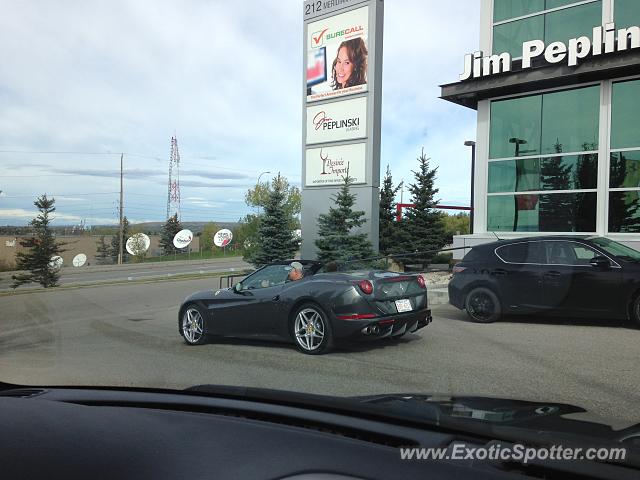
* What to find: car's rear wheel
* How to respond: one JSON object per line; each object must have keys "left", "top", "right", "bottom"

{"left": 181, "top": 305, "right": 207, "bottom": 345}
{"left": 465, "top": 287, "right": 501, "bottom": 323}
{"left": 292, "top": 303, "right": 333, "bottom": 355}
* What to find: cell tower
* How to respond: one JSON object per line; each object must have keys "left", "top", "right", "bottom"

{"left": 166, "top": 135, "right": 181, "bottom": 220}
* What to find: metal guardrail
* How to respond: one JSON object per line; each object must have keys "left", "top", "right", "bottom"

{"left": 218, "top": 271, "right": 253, "bottom": 289}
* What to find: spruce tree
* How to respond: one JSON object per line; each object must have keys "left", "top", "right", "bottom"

{"left": 95, "top": 235, "right": 112, "bottom": 264}
{"left": 110, "top": 217, "right": 130, "bottom": 263}
{"left": 160, "top": 214, "right": 183, "bottom": 255}
{"left": 399, "top": 148, "right": 447, "bottom": 268}
{"left": 12, "top": 195, "right": 65, "bottom": 288}
{"left": 379, "top": 165, "right": 403, "bottom": 256}
{"left": 250, "top": 173, "right": 299, "bottom": 266}
{"left": 315, "top": 173, "right": 374, "bottom": 265}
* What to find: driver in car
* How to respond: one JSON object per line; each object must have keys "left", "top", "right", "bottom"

{"left": 287, "top": 261, "right": 304, "bottom": 282}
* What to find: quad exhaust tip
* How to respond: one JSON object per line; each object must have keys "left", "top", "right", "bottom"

{"left": 362, "top": 325, "right": 381, "bottom": 335}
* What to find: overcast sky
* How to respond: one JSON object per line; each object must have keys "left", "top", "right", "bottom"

{"left": 0, "top": 0, "right": 479, "bottom": 226}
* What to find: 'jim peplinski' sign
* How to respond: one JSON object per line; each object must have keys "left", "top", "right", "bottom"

{"left": 460, "top": 23, "right": 640, "bottom": 81}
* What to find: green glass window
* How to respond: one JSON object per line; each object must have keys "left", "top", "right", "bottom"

{"left": 609, "top": 191, "right": 640, "bottom": 232}
{"left": 489, "top": 154, "right": 598, "bottom": 193}
{"left": 541, "top": 86, "right": 600, "bottom": 154}
{"left": 489, "top": 95, "right": 542, "bottom": 159}
{"left": 494, "top": 0, "right": 544, "bottom": 23}
{"left": 614, "top": 0, "right": 640, "bottom": 29}
{"left": 545, "top": 0, "right": 586, "bottom": 9}
{"left": 545, "top": 2, "right": 602, "bottom": 46}
{"left": 610, "top": 151, "right": 640, "bottom": 188}
{"left": 487, "top": 192, "right": 596, "bottom": 232}
{"left": 493, "top": 1, "right": 602, "bottom": 56}
{"left": 493, "top": 15, "right": 544, "bottom": 57}
{"left": 611, "top": 80, "right": 640, "bottom": 149}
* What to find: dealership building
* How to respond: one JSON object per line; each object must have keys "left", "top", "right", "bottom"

{"left": 441, "top": 0, "right": 640, "bottom": 253}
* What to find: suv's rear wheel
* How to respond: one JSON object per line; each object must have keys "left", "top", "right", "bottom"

{"left": 465, "top": 287, "right": 501, "bottom": 323}
{"left": 630, "top": 294, "right": 640, "bottom": 327}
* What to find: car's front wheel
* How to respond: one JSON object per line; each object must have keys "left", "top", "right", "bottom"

{"left": 465, "top": 287, "right": 501, "bottom": 323}
{"left": 292, "top": 303, "right": 333, "bottom": 355}
{"left": 181, "top": 305, "right": 207, "bottom": 345}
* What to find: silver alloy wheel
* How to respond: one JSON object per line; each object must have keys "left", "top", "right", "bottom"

{"left": 182, "top": 307, "right": 204, "bottom": 344}
{"left": 294, "top": 308, "right": 325, "bottom": 352}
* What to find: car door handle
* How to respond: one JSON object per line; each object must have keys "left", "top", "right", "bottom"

{"left": 491, "top": 268, "right": 508, "bottom": 276}
{"left": 271, "top": 295, "right": 280, "bottom": 302}
{"left": 544, "top": 271, "right": 561, "bottom": 277}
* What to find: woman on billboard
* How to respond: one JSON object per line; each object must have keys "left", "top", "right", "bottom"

{"left": 330, "top": 37, "right": 368, "bottom": 90}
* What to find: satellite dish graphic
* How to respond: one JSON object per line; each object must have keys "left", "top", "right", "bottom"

{"left": 49, "top": 255, "right": 63, "bottom": 270}
{"left": 126, "top": 233, "right": 151, "bottom": 255}
{"left": 173, "top": 229, "right": 193, "bottom": 249}
{"left": 72, "top": 253, "right": 87, "bottom": 267}
{"left": 214, "top": 229, "right": 233, "bottom": 247}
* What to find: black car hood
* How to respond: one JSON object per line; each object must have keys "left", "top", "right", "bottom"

{"left": 183, "top": 288, "right": 234, "bottom": 303}
{"left": 353, "top": 393, "right": 639, "bottom": 441}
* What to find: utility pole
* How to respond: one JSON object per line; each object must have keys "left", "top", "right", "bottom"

{"left": 118, "top": 153, "right": 124, "bottom": 265}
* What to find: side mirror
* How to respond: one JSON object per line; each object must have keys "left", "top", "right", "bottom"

{"left": 590, "top": 256, "right": 610, "bottom": 269}
{"left": 233, "top": 282, "right": 243, "bottom": 293}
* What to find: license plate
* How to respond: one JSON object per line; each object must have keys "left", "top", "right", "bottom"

{"left": 395, "top": 299, "right": 412, "bottom": 313}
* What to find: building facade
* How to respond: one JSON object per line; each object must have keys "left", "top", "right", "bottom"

{"left": 441, "top": 0, "right": 640, "bottom": 255}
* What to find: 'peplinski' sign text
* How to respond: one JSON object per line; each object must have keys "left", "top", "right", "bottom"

{"left": 460, "top": 23, "right": 640, "bottom": 81}
{"left": 313, "top": 111, "right": 360, "bottom": 131}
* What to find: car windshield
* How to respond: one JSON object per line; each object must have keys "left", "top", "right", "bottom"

{"left": 2, "top": 1, "right": 640, "bottom": 470}
{"left": 589, "top": 237, "right": 640, "bottom": 261}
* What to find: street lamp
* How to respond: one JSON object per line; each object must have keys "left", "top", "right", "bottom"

{"left": 255, "top": 171, "right": 272, "bottom": 213}
{"left": 464, "top": 140, "right": 476, "bottom": 235}
{"left": 257, "top": 171, "right": 271, "bottom": 185}
{"left": 509, "top": 137, "right": 527, "bottom": 157}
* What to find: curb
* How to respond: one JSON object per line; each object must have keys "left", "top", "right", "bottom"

{"left": 427, "top": 283, "right": 450, "bottom": 305}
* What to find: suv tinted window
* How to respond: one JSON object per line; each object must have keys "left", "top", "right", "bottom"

{"left": 544, "top": 241, "right": 599, "bottom": 266}
{"left": 496, "top": 241, "right": 545, "bottom": 263}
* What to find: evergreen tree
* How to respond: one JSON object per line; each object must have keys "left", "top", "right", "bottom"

{"left": 95, "top": 235, "right": 112, "bottom": 264}
{"left": 12, "top": 195, "right": 65, "bottom": 288}
{"left": 315, "top": 173, "right": 374, "bottom": 265}
{"left": 397, "top": 148, "right": 447, "bottom": 268}
{"left": 110, "top": 217, "right": 130, "bottom": 263}
{"left": 379, "top": 165, "right": 401, "bottom": 255}
{"left": 609, "top": 152, "right": 640, "bottom": 232}
{"left": 538, "top": 156, "right": 573, "bottom": 231}
{"left": 250, "top": 173, "right": 299, "bottom": 266}
{"left": 160, "top": 214, "right": 183, "bottom": 255}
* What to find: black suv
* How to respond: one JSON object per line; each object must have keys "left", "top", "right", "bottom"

{"left": 449, "top": 235, "right": 640, "bottom": 324}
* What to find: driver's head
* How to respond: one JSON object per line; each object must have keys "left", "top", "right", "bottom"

{"left": 287, "top": 261, "right": 304, "bottom": 281}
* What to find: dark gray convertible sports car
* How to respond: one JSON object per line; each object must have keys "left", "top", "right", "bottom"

{"left": 178, "top": 260, "right": 432, "bottom": 354}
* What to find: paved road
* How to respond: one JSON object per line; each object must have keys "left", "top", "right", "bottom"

{"left": 0, "top": 257, "right": 251, "bottom": 291}
{"left": 1, "top": 278, "right": 638, "bottom": 424}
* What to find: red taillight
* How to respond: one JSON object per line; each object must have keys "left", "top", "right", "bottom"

{"left": 416, "top": 275, "right": 426, "bottom": 289}
{"left": 336, "top": 313, "right": 378, "bottom": 320}
{"left": 452, "top": 265, "right": 467, "bottom": 274}
{"left": 357, "top": 280, "right": 374, "bottom": 295}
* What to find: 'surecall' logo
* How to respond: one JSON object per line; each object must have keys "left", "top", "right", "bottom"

{"left": 311, "top": 24, "right": 364, "bottom": 47}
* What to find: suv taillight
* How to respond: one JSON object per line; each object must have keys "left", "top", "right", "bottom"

{"left": 452, "top": 264, "right": 467, "bottom": 274}
{"left": 416, "top": 275, "right": 426, "bottom": 289}
{"left": 357, "top": 280, "right": 374, "bottom": 295}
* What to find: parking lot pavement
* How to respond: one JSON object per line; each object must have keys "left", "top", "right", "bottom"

{"left": 0, "top": 278, "right": 638, "bottom": 423}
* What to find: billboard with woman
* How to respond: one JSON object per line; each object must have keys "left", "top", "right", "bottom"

{"left": 306, "top": 6, "right": 369, "bottom": 102}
